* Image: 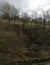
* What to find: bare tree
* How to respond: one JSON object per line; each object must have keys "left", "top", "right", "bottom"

{"left": 46, "top": 10, "right": 50, "bottom": 22}
{"left": 10, "top": 6, "right": 19, "bottom": 24}
{"left": 1, "top": 2, "right": 19, "bottom": 24}
{"left": 21, "top": 12, "right": 30, "bottom": 28}
{"left": 42, "top": 11, "right": 47, "bottom": 29}
{"left": 31, "top": 11, "right": 38, "bottom": 28}
{"left": 1, "top": 2, "right": 11, "bottom": 23}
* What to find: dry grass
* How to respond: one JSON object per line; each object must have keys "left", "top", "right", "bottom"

{"left": 0, "top": 19, "right": 50, "bottom": 64}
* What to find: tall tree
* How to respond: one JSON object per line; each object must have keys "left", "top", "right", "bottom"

{"left": 42, "top": 11, "right": 47, "bottom": 29}
{"left": 10, "top": 6, "right": 19, "bottom": 24}
{"left": 46, "top": 10, "right": 50, "bottom": 22}
{"left": 1, "top": 2, "right": 19, "bottom": 24}
{"left": 21, "top": 12, "right": 30, "bottom": 28}
{"left": 1, "top": 2, "right": 11, "bottom": 23}
{"left": 31, "top": 11, "right": 38, "bottom": 28}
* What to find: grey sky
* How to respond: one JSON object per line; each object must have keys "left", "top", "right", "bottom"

{"left": 0, "top": 0, "right": 50, "bottom": 13}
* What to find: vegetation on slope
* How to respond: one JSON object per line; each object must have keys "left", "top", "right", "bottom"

{"left": 0, "top": 20, "right": 50, "bottom": 63}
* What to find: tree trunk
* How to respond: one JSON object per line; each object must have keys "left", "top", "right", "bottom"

{"left": 44, "top": 20, "right": 46, "bottom": 29}
{"left": 31, "top": 21, "right": 33, "bottom": 28}
{"left": 9, "top": 19, "right": 10, "bottom": 24}
{"left": 14, "top": 19, "right": 15, "bottom": 25}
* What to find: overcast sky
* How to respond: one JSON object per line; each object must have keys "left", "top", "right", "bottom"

{"left": 0, "top": 0, "right": 50, "bottom": 13}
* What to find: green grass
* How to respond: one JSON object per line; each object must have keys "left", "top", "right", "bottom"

{"left": 0, "top": 19, "right": 50, "bottom": 28}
